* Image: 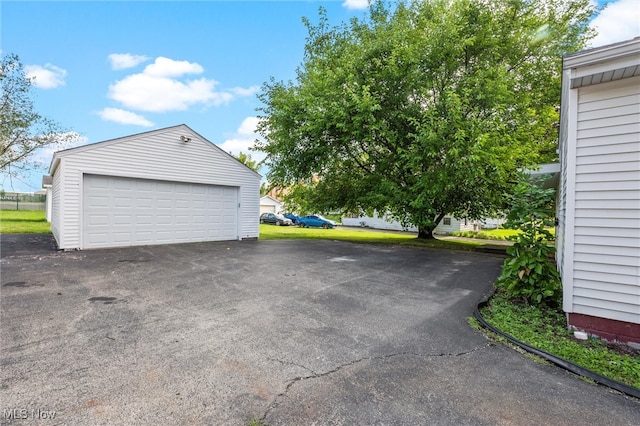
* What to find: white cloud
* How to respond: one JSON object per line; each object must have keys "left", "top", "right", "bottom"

{"left": 109, "top": 74, "right": 232, "bottom": 112}
{"left": 229, "top": 85, "right": 260, "bottom": 97}
{"left": 237, "top": 116, "right": 261, "bottom": 136}
{"left": 24, "top": 64, "right": 67, "bottom": 89}
{"left": 97, "top": 107, "right": 154, "bottom": 127}
{"left": 218, "top": 116, "right": 267, "bottom": 163}
{"left": 342, "top": 0, "right": 369, "bottom": 10}
{"left": 107, "top": 56, "right": 254, "bottom": 113}
{"left": 589, "top": 0, "right": 640, "bottom": 47}
{"left": 108, "top": 53, "right": 150, "bottom": 70}
{"left": 143, "top": 56, "right": 203, "bottom": 77}
{"left": 219, "top": 137, "right": 258, "bottom": 155}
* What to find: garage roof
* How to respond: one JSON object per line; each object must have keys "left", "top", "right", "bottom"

{"left": 48, "top": 124, "right": 261, "bottom": 178}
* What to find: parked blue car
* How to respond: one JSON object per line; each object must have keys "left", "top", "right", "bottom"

{"left": 283, "top": 213, "right": 299, "bottom": 224}
{"left": 297, "top": 215, "right": 336, "bottom": 229}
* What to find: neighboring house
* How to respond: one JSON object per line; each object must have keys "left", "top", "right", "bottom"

{"left": 341, "top": 212, "right": 482, "bottom": 235}
{"left": 557, "top": 37, "right": 640, "bottom": 344}
{"left": 45, "top": 124, "right": 260, "bottom": 250}
{"left": 42, "top": 175, "right": 53, "bottom": 222}
{"left": 527, "top": 163, "right": 561, "bottom": 189}
{"left": 259, "top": 195, "right": 283, "bottom": 215}
{"left": 480, "top": 217, "right": 507, "bottom": 230}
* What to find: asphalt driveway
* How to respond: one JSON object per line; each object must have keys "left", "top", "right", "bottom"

{"left": 1, "top": 236, "right": 638, "bottom": 425}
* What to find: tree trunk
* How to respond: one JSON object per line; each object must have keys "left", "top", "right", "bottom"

{"left": 417, "top": 227, "right": 435, "bottom": 239}
{"left": 416, "top": 213, "right": 446, "bottom": 240}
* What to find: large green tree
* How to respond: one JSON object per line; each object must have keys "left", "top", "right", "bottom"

{"left": 1, "top": 53, "right": 78, "bottom": 183}
{"left": 255, "top": 0, "right": 595, "bottom": 238}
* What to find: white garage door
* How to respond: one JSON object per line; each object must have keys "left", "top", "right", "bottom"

{"left": 83, "top": 174, "right": 238, "bottom": 249}
{"left": 260, "top": 205, "right": 276, "bottom": 215}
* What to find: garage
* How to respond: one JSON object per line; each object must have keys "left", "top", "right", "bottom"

{"left": 259, "top": 195, "right": 283, "bottom": 216}
{"left": 47, "top": 124, "right": 260, "bottom": 250}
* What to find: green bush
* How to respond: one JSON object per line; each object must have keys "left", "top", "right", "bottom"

{"left": 496, "top": 176, "right": 561, "bottom": 307}
{"left": 453, "top": 230, "right": 495, "bottom": 240}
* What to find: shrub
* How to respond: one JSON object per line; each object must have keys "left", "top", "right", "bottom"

{"left": 496, "top": 176, "right": 561, "bottom": 307}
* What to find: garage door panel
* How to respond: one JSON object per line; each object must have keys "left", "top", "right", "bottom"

{"left": 113, "top": 214, "right": 133, "bottom": 225}
{"left": 113, "top": 232, "right": 133, "bottom": 243}
{"left": 157, "top": 215, "right": 172, "bottom": 225}
{"left": 114, "top": 197, "right": 133, "bottom": 207}
{"left": 136, "top": 180, "right": 154, "bottom": 191}
{"left": 174, "top": 185, "right": 190, "bottom": 195}
{"left": 88, "top": 195, "right": 109, "bottom": 207}
{"left": 83, "top": 175, "right": 238, "bottom": 249}
{"left": 113, "top": 181, "right": 134, "bottom": 191}
{"left": 156, "top": 230, "right": 173, "bottom": 240}
{"left": 135, "top": 215, "right": 154, "bottom": 225}
{"left": 88, "top": 215, "right": 109, "bottom": 226}
{"left": 136, "top": 198, "right": 154, "bottom": 208}
{"left": 174, "top": 230, "right": 192, "bottom": 241}
{"left": 175, "top": 200, "right": 191, "bottom": 209}
{"left": 87, "top": 233, "right": 109, "bottom": 246}
{"left": 157, "top": 182, "right": 173, "bottom": 192}
{"left": 88, "top": 178, "right": 109, "bottom": 190}
{"left": 175, "top": 215, "right": 190, "bottom": 225}
{"left": 157, "top": 198, "right": 173, "bottom": 208}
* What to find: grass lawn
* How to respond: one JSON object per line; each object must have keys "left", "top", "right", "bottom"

{"left": 0, "top": 210, "right": 50, "bottom": 234}
{"left": 454, "top": 228, "right": 521, "bottom": 240}
{"left": 454, "top": 227, "right": 556, "bottom": 241}
{"left": 478, "top": 291, "right": 640, "bottom": 390}
{"left": 259, "top": 224, "right": 482, "bottom": 250}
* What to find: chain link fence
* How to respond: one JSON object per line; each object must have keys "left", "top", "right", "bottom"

{"left": 0, "top": 192, "right": 46, "bottom": 211}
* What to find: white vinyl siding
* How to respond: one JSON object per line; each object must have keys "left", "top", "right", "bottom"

{"left": 564, "top": 75, "right": 640, "bottom": 324}
{"left": 434, "top": 217, "right": 478, "bottom": 234}
{"left": 260, "top": 205, "right": 276, "bottom": 215}
{"left": 340, "top": 212, "right": 480, "bottom": 234}
{"left": 259, "top": 196, "right": 282, "bottom": 215}
{"left": 50, "top": 162, "right": 64, "bottom": 246}
{"left": 50, "top": 125, "right": 259, "bottom": 250}
{"left": 556, "top": 68, "right": 572, "bottom": 276}
{"left": 340, "top": 213, "right": 418, "bottom": 232}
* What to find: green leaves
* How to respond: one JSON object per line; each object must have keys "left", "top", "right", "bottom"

{"left": 231, "top": 151, "right": 260, "bottom": 173}
{"left": 255, "top": 0, "right": 595, "bottom": 238}
{"left": 1, "top": 53, "right": 79, "bottom": 179}
{"left": 497, "top": 176, "right": 561, "bottom": 307}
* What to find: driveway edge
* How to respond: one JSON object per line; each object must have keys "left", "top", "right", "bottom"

{"left": 473, "top": 299, "right": 640, "bottom": 399}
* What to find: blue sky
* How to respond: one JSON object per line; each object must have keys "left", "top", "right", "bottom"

{"left": 1, "top": 0, "right": 639, "bottom": 192}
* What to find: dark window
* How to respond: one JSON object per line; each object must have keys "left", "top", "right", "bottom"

{"left": 443, "top": 217, "right": 451, "bottom": 226}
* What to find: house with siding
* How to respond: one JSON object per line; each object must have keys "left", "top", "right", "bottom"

{"left": 557, "top": 37, "right": 640, "bottom": 344}
{"left": 341, "top": 212, "right": 483, "bottom": 235}
{"left": 259, "top": 195, "right": 283, "bottom": 215}
{"left": 46, "top": 124, "right": 260, "bottom": 250}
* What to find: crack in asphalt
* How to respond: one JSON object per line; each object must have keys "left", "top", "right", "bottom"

{"left": 261, "top": 343, "right": 491, "bottom": 421}
{"left": 267, "top": 357, "right": 318, "bottom": 376}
